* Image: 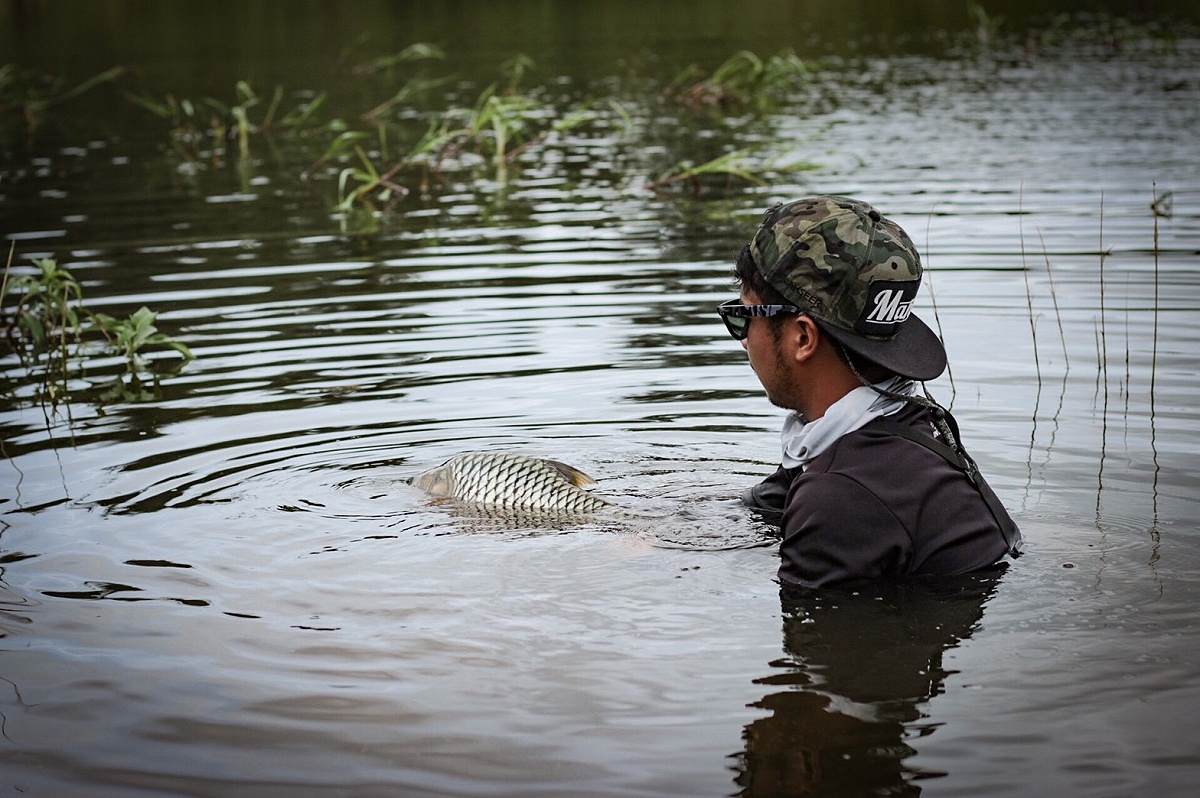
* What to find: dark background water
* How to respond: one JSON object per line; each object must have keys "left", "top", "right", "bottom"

{"left": 3, "top": 2, "right": 1200, "bottom": 796}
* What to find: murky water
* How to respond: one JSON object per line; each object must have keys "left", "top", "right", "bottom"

{"left": 3, "top": 4, "right": 1200, "bottom": 796}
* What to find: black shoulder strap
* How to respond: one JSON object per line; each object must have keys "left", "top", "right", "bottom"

{"left": 871, "top": 413, "right": 1023, "bottom": 558}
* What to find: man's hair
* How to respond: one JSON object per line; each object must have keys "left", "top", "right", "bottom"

{"left": 733, "top": 244, "right": 793, "bottom": 340}
{"left": 733, "top": 244, "right": 791, "bottom": 305}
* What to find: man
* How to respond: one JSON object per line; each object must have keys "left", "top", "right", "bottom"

{"left": 718, "top": 196, "right": 1021, "bottom": 589}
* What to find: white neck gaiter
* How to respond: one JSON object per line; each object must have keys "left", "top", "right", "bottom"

{"left": 780, "top": 377, "right": 915, "bottom": 470}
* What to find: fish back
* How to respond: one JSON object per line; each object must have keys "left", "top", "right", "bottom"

{"left": 443, "top": 452, "right": 610, "bottom": 513}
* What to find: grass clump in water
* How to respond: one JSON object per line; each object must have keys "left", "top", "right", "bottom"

{"left": 2, "top": 250, "right": 194, "bottom": 409}
{"left": 0, "top": 63, "right": 125, "bottom": 147}
{"left": 125, "top": 80, "right": 331, "bottom": 165}
{"left": 666, "top": 49, "right": 818, "bottom": 112}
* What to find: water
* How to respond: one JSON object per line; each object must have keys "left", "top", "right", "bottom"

{"left": 3, "top": 4, "right": 1200, "bottom": 796}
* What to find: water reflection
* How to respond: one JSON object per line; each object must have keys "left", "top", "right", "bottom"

{"left": 734, "top": 574, "right": 1003, "bottom": 796}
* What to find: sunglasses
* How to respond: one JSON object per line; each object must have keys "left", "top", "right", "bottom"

{"left": 717, "top": 299, "right": 803, "bottom": 340}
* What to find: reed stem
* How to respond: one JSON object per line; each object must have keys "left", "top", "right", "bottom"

{"left": 1037, "top": 228, "right": 1069, "bottom": 372}
{"left": 1097, "top": 193, "right": 1108, "bottom": 408}
{"left": 1018, "top": 193, "right": 1042, "bottom": 388}
{"left": 922, "top": 209, "right": 954, "bottom": 400}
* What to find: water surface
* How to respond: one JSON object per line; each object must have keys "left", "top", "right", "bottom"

{"left": 3, "top": 4, "right": 1200, "bottom": 796}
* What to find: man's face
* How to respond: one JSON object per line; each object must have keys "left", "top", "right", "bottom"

{"left": 739, "top": 287, "right": 801, "bottom": 411}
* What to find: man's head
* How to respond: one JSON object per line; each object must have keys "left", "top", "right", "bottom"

{"left": 734, "top": 196, "right": 947, "bottom": 382}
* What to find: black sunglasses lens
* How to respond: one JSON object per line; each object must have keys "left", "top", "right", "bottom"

{"left": 723, "top": 314, "right": 749, "bottom": 340}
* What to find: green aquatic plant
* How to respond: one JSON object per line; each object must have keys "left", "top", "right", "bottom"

{"left": 336, "top": 142, "right": 409, "bottom": 213}
{"left": 322, "top": 68, "right": 601, "bottom": 214}
{"left": 126, "top": 80, "right": 329, "bottom": 163}
{"left": 350, "top": 42, "right": 447, "bottom": 78}
{"left": 645, "top": 148, "right": 818, "bottom": 197}
{"left": 102, "top": 46, "right": 811, "bottom": 217}
{"left": 2, "top": 254, "right": 85, "bottom": 355}
{"left": 2, "top": 254, "right": 194, "bottom": 407}
{"left": 466, "top": 85, "right": 541, "bottom": 168}
{"left": 1, "top": 253, "right": 84, "bottom": 406}
{"left": 968, "top": 3, "right": 1005, "bottom": 47}
{"left": 0, "top": 63, "right": 125, "bottom": 145}
{"left": 356, "top": 43, "right": 450, "bottom": 123}
{"left": 90, "top": 306, "right": 195, "bottom": 402}
{"left": 668, "top": 50, "right": 816, "bottom": 111}
{"left": 420, "top": 82, "right": 598, "bottom": 178}
{"left": 90, "top": 305, "right": 194, "bottom": 367}
{"left": 497, "top": 54, "right": 537, "bottom": 93}
{"left": 362, "top": 75, "right": 450, "bottom": 123}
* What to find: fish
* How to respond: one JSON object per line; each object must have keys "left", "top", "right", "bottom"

{"left": 411, "top": 451, "right": 613, "bottom": 515}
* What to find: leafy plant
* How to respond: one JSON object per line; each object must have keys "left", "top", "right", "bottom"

{"left": 2, "top": 254, "right": 87, "bottom": 355}
{"left": 3, "top": 254, "right": 194, "bottom": 408}
{"left": 320, "top": 67, "right": 601, "bottom": 213}
{"left": 350, "top": 42, "right": 447, "bottom": 78}
{"left": 91, "top": 306, "right": 194, "bottom": 366}
{"left": 336, "top": 143, "right": 409, "bottom": 213}
{"left": 356, "top": 43, "right": 451, "bottom": 123}
{"left": 0, "top": 63, "right": 125, "bottom": 145}
{"left": 668, "top": 50, "right": 816, "bottom": 111}
{"left": 1, "top": 253, "right": 85, "bottom": 406}
{"left": 125, "top": 80, "right": 329, "bottom": 163}
{"left": 90, "top": 306, "right": 195, "bottom": 402}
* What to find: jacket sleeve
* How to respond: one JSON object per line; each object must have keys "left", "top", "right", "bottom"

{"left": 778, "top": 471, "right": 913, "bottom": 589}
{"left": 740, "top": 464, "right": 794, "bottom": 526}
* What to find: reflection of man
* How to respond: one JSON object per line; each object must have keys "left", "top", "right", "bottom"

{"left": 733, "top": 576, "right": 1001, "bottom": 796}
{"left": 717, "top": 196, "right": 1022, "bottom": 588}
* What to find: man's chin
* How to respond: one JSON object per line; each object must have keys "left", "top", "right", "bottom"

{"left": 765, "top": 392, "right": 793, "bottom": 411}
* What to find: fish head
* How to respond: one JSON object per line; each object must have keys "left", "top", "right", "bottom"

{"left": 412, "top": 463, "right": 456, "bottom": 497}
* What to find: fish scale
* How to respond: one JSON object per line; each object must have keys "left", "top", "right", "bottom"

{"left": 412, "top": 452, "right": 613, "bottom": 515}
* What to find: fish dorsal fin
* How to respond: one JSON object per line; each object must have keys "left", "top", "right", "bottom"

{"left": 542, "top": 458, "right": 597, "bottom": 487}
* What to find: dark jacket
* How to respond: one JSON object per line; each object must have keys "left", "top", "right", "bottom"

{"left": 744, "top": 404, "right": 1017, "bottom": 589}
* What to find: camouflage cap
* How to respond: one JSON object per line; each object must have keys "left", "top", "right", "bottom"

{"left": 749, "top": 196, "right": 947, "bottom": 381}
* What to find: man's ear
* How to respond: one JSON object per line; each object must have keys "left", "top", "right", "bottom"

{"left": 790, "top": 315, "right": 821, "bottom": 363}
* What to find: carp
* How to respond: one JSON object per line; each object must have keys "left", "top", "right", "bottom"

{"left": 411, "top": 451, "right": 613, "bottom": 515}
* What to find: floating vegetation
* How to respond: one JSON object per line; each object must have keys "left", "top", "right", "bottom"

{"left": 666, "top": 49, "right": 818, "bottom": 112}
{"left": 646, "top": 148, "right": 819, "bottom": 196}
{"left": 125, "top": 80, "right": 331, "bottom": 164}
{"left": 115, "top": 46, "right": 808, "bottom": 213}
{"left": 312, "top": 58, "right": 607, "bottom": 222}
{"left": 1, "top": 252, "right": 194, "bottom": 409}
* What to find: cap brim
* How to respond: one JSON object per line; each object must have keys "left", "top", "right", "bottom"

{"left": 814, "top": 313, "right": 947, "bottom": 381}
